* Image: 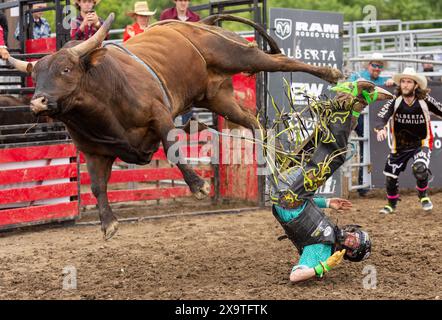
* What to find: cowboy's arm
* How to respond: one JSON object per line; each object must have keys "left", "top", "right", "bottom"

{"left": 71, "top": 19, "right": 85, "bottom": 39}
{"left": 94, "top": 16, "right": 102, "bottom": 29}
{"left": 384, "top": 78, "right": 395, "bottom": 87}
{"left": 313, "top": 197, "right": 329, "bottom": 208}
{"left": 374, "top": 98, "right": 395, "bottom": 131}
{"left": 290, "top": 249, "right": 346, "bottom": 283}
{"left": 290, "top": 266, "right": 316, "bottom": 283}
{"left": 426, "top": 95, "right": 442, "bottom": 118}
{"left": 123, "top": 27, "right": 131, "bottom": 42}
{"left": 290, "top": 244, "right": 329, "bottom": 283}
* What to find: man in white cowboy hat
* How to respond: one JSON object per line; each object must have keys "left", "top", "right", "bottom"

{"left": 348, "top": 53, "right": 395, "bottom": 197}
{"left": 375, "top": 67, "right": 442, "bottom": 214}
{"left": 123, "top": 1, "right": 156, "bottom": 42}
{"left": 71, "top": 0, "right": 104, "bottom": 40}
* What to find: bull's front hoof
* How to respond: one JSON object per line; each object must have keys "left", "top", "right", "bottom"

{"left": 193, "top": 181, "right": 211, "bottom": 200}
{"left": 103, "top": 219, "right": 119, "bottom": 241}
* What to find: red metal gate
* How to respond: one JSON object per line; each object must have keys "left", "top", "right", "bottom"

{"left": 0, "top": 144, "right": 79, "bottom": 228}
{"left": 0, "top": 141, "right": 216, "bottom": 229}
{"left": 78, "top": 135, "right": 215, "bottom": 206}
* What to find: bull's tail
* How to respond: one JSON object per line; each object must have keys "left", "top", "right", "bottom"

{"left": 200, "top": 14, "right": 281, "bottom": 54}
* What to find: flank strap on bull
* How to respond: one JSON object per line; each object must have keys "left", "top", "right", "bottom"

{"left": 103, "top": 42, "right": 172, "bottom": 111}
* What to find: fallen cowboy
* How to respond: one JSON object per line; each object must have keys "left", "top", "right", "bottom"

{"left": 267, "top": 80, "right": 393, "bottom": 282}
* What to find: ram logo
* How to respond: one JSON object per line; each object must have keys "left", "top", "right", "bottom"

{"left": 275, "top": 18, "right": 292, "bottom": 40}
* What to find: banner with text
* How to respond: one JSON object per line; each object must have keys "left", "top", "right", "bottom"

{"left": 267, "top": 8, "right": 344, "bottom": 197}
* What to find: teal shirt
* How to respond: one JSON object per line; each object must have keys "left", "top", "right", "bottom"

{"left": 274, "top": 198, "right": 333, "bottom": 271}
{"left": 348, "top": 69, "right": 389, "bottom": 86}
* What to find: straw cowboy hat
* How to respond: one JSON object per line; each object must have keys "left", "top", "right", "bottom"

{"left": 366, "top": 52, "right": 388, "bottom": 68}
{"left": 127, "top": 1, "right": 156, "bottom": 17}
{"left": 393, "top": 67, "right": 428, "bottom": 90}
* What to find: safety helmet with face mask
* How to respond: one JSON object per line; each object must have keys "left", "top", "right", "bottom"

{"left": 336, "top": 224, "right": 372, "bottom": 262}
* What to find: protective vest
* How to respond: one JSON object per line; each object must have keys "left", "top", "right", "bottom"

{"left": 272, "top": 200, "right": 337, "bottom": 254}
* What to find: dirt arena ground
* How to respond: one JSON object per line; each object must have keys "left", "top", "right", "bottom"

{"left": 0, "top": 193, "right": 441, "bottom": 300}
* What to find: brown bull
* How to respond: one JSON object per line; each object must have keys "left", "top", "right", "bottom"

{"left": 9, "top": 13, "right": 343, "bottom": 240}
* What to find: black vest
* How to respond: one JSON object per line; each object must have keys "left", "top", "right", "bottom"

{"left": 272, "top": 200, "right": 337, "bottom": 254}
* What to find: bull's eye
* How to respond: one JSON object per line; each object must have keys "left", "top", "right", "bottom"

{"left": 62, "top": 67, "right": 71, "bottom": 74}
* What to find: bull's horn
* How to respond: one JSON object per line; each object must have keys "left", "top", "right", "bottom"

{"left": 374, "top": 86, "right": 394, "bottom": 100}
{"left": 69, "top": 12, "right": 115, "bottom": 57}
{"left": 8, "top": 57, "right": 34, "bottom": 73}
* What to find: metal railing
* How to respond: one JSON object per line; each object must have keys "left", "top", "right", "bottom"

{"left": 343, "top": 19, "right": 442, "bottom": 194}
{"left": 344, "top": 19, "right": 442, "bottom": 69}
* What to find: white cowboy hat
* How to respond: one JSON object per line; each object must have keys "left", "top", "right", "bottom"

{"left": 366, "top": 52, "right": 388, "bottom": 68}
{"left": 393, "top": 67, "right": 428, "bottom": 90}
{"left": 126, "top": 1, "right": 156, "bottom": 17}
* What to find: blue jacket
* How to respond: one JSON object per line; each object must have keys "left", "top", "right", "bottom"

{"left": 348, "top": 69, "right": 389, "bottom": 86}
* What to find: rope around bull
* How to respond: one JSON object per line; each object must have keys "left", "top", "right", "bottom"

{"left": 194, "top": 81, "right": 357, "bottom": 188}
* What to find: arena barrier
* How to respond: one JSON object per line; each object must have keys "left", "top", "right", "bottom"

{"left": 78, "top": 135, "right": 215, "bottom": 207}
{"left": 0, "top": 144, "right": 79, "bottom": 228}
{"left": 0, "top": 127, "right": 260, "bottom": 230}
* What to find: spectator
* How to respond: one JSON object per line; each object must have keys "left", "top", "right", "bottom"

{"left": 160, "top": 0, "right": 200, "bottom": 22}
{"left": 123, "top": 1, "right": 156, "bottom": 42}
{"left": 0, "top": 25, "right": 9, "bottom": 60}
{"left": 347, "top": 53, "right": 395, "bottom": 197}
{"left": 0, "top": 11, "right": 8, "bottom": 46}
{"left": 160, "top": 0, "right": 200, "bottom": 125}
{"left": 348, "top": 53, "right": 394, "bottom": 86}
{"left": 14, "top": 2, "right": 51, "bottom": 40}
{"left": 71, "top": 0, "right": 103, "bottom": 40}
{"left": 421, "top": 54, "right": 441, "bottom": 83}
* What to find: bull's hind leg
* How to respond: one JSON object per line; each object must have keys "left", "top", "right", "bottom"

{"left": 85, "top": 153, "right": 118, "bottom": 240}
{"left": 201, "top": 78, "right": 260, "bottom": 131}
{"left": 237, "top": 52, "right": 342, "bottom": 84}
{"left": 153, "top": 104, "right": 211, "bottom": 200}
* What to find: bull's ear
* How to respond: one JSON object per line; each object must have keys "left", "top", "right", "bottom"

{"left": 82, "top": 48, "right": 108, "bottom": 69}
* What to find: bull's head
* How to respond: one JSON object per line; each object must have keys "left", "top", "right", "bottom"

{"left": 332, "top": 79, "right": 394, "bottom": 107}
{"left": 331, "top": 79, "right": 394, "bottom": 130}
{"left": 8, "top": 13, "right": 115, "bottom": 116}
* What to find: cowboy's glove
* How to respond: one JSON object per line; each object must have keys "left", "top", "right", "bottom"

{"left": 314, "top": 249, "right": 346, "bottom": 278}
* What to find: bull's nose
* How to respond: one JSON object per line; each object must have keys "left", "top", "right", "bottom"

{"left": 30, "top": 96, "right": 48, "bottom": 114}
